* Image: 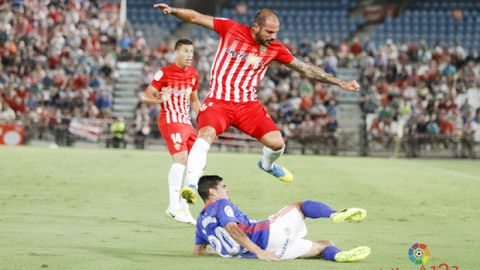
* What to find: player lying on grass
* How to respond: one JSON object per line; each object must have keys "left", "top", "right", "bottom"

{"left": 193, "top": 175, "right": 371, "bottom": 261}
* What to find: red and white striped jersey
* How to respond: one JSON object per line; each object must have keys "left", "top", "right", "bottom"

{"left": 151, "top": 63, "right": 199, "bottom": 125}
{"left": 208, "top": 18, "right": 294, "bottom": 103}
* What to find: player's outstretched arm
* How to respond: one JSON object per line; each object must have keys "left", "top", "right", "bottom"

{"left": 141, "top": 84, "right": 170, "bottom": 104}
{"left": 225, "top": 222, "right": 280, "bottom": 261}
{"left": 153, "top": 3, "right": 214, "bottom": 30}
{"left": 285, "top": 58, "right": 360, "bottom": 92}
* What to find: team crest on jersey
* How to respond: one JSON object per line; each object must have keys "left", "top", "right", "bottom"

{"left": 260, "top": 45, "right": 267, "bottom": 53}
{"left": 246, "top": 54, "right": 262, "bottom": 69}
{"left": 174, "top": 143, "right": 181, "bottom": 150}
{"left": 224, "top": 206, "right": 234, "bottom": 217}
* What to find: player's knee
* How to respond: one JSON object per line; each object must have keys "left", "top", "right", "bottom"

{"left": 292, "top": 202, "right": 304, "bottom": 218}
{"left": 266, "top": 138, "right": 285, "bottom": 151}
{"left": 294, "top": 201, "right": 303, "bottom": 211}
{"left": 320, "top": 240, "right": 334, "bottom": 246}
{"left": 198, "top": 127, "right": 217, "bottom": 144}
{"left": 174, "top": 156, "right": 187, "bottom": 165}
{"left": 172, "top": 151, "right": 188, "bottom": 165}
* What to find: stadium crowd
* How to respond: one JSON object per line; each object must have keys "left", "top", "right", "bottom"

{"left": 356, "top": 38, "right": 479, "bottom": 157}
{"left": 1, "top": 1, "right": 478, "bottom": 157}
{"left": 0, "top": 0, "right": 122, "bottom": 143}
{"left": 141, "top": 34, "right": 479, "bottom": 156}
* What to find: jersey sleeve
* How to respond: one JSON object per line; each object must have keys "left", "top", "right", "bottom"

{"left": 215, "top": 199, "right": 239, "bottom": 227}
{"left": 150, "top": 68, "right": 165, "bottom": 90}
{"left": 213, "top": 18, "right": 236, "bottom": 37}
{"left": 274, "top": 43, "right": 295, "bottom": 64}
{"left": 194, "top": 227, "right": 208, "bottom": 245}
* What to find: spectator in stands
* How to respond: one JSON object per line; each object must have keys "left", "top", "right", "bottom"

{"left": 325, "top": 116, "right": 339, "bottom": 155}
{"left": 297, "top": 113, "right": 315, "bottom": 140}
{"left": 108, "top": 116, "right": 126, "bottom": 149}
{"left": 0, "top": 94, "right": 15, "bottom": 122}
{"left": 461, "top": 120, "right": 476, "bottom": 159}
{"left": 0, "top": 0, "right": 118, "bottom": 142}
{"left": 3, "top": 0, "right": 478, "bottom": 159}
{"left": 324, "top": 48, "right": 338, "bottom": 75}
{"left": 475, "top": 108, "right": 480, "bottom": 124}
{"left": 134, "top": 103, "right": 150, "bottom": 150}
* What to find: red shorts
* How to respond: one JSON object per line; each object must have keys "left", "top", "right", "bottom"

{"left": 197, "top": 99, "right": 279, "bottom": 140}
{"left": 158, "top": 122, "right": 197, "bottom": 155}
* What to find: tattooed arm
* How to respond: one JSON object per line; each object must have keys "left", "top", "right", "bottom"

{"left": 286, "top": 58, "right": 360, "bottom": 92}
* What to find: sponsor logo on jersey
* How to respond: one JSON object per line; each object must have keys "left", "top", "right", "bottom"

{"left": 225, "top": 46, "right": 264, "bottom": 68}
{"left": 201, "top": 216, "right": 217, "bottom": 228}
{"left": 161, "top": 86, "right": 192, "bottom": 96}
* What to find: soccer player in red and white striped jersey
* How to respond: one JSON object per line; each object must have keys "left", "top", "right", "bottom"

{"left": 142, "top": 39, "right": 201, "bottom": 224}
{"left": 154, "top": 3, "right": 360, "bottom": 204}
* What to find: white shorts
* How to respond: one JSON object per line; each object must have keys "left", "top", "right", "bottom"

{"left": 265, "top": 205, "right": 313, "bottom": 260}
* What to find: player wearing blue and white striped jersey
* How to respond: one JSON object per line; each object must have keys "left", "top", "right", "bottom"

{"left": 193, "top": 175, "right": 371, "bottom": 262}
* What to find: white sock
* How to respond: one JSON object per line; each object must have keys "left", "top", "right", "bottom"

{"left": 168, "top": 163, "right": 185, "bottom": 210}
{"left": 261, "top": 145, "right": 285, "bottom": 170}
{"left": 184, "top": 138, "right": 210, "bottom": 188}
{"left": 179, "top": 198, "right": 190, "bottom": 213}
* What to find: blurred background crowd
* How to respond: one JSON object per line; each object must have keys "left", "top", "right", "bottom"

{"left": 1, "top": 0, "right": 478, "bottom": 158}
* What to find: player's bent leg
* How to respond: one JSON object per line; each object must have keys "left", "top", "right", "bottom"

{"left": 334, "top": 246, "right": 371, "bottom": 262}
{"left": 234, "top": 103, "right": 292, "bottom": 182}
{"left": 182, "top": 126, "right": 217, "bottom": 204}
{"left": 258, "top": 131, "right": 293, "bottom": 183}
{"left": 330, "top": 208, "right": 367, "bottom": 223}
{"left": 300, "top": 200, "right": 337, "bottom": 219}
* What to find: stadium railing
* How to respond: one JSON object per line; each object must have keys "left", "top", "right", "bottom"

{"left": 21, "top": 119, "right": 478, "bottom": 159}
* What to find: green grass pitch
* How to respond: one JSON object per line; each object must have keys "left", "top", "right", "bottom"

{"left": 1, "top": 147, "right": 478, "bottom": 270}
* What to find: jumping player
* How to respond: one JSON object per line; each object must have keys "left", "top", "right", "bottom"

{"left": 154, "top": 3, "right": 360, "bottom": 204}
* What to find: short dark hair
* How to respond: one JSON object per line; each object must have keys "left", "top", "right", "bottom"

{"left": 253, "top": 9, "right": 279, "bottom": 26}
{"left": 198, "top": 175, "right": 223, "bottom": 202}
{"left": 174, "top": 39, "right": 193, "bottom": 50}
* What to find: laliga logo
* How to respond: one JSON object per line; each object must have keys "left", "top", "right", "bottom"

{"left": 408, "top": 243, "right": 430, "bottom": 266}
{"left": 381, "top": 243, "right": 459, "bottom": 270}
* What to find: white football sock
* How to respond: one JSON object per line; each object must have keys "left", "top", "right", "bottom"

{"left": 184, "top": 138, "right": 210, "bottom": 188}
{"left": 261, "top": 145, "right": 285, "bottom": 170}
{"left": 179, "top": 198, "right": 190, "bottom": 212}
{"left": 168, "top": 163, "right": 185, "bottom": 210}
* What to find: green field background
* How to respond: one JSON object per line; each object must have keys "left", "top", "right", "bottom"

{"left": 1, "top": 147, "right": 478, "bottom": 270}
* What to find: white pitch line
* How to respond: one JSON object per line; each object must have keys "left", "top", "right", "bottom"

{"left": 433, "top": 167, "right": 480, "bottom": 181}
